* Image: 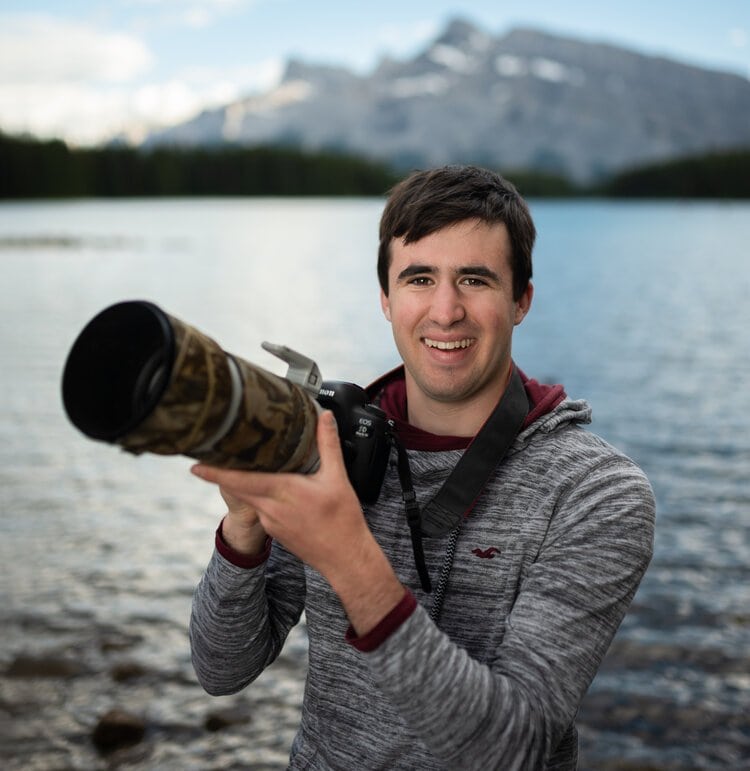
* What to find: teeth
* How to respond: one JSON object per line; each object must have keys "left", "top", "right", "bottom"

{"left": 424, "top": 338, "right": 473, "bottom": 350}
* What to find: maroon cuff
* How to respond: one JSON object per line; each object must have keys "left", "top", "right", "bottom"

{"left": 215, "top": 518, "right": 272, "bottom": 569}
{"left": 345, "top": 589, "right": 418, "bottom": 652}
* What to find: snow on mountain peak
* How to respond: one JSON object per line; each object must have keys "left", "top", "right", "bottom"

{"left": 391, "top": 73, "right": 451, "bottom": 98}
{"left": 495, "top": 54, "right": 584, "bottom": 85}
{"left": 428, "top": 43, "right": 478, "bottom": 74}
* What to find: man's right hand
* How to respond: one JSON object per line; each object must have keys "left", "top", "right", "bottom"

{"left": 191, "top": 411, "right": 406, "bottom": 637}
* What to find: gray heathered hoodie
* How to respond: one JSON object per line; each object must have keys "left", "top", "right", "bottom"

{"left": 190, "top": 378, "right": 655, "bottom": 770}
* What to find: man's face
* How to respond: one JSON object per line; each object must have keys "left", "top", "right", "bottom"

{"left": 380, "top": 218, "right": 532, "bottom": 422}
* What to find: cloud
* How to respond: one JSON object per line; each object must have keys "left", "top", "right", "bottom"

{"left": 128, "top": 0, "right": 258, "bottom": 31}
{"left": 0, "top": 12, "right": 157, "bottom": 143}
{"left": 0, "top": 78, "right": 229, "bottom": 145}
{"left": 0, "top": 83, "right": 133, "bottom": 144}
{"left": 0, "top": 9, "right": 284, "bottom": 144}
{"left": 182, "top": 0, "right": 255, "bottom": 28}
{"left": 0, "top": 14, "right": 153, "bottom": 84}
{"left": 0, "top": 53, "right": 283, "bottom": 146}
{"left": 728, "top": 27, "right": 747, "bottom": 49}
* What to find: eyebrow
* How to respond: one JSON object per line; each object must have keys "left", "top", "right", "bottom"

{"left": 396, "top": 264, "right": 501, "bottom": 282}
{"left": 396, "top": 264, "right": 434, "bottom": 281}
{"left": 457, "top": 265, "right": 501, "bottom": 282}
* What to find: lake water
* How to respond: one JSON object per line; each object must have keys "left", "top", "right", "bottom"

{"left": 1, "top": 197, "right": 748, "bottom": 770}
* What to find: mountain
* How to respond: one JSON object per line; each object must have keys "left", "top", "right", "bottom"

{"left": 143, "top": 18, "right": 750, "bottom": 182}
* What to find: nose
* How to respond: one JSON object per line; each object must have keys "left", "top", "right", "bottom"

{"left": 429, "top": 282, "right": 466, "bottom": 327}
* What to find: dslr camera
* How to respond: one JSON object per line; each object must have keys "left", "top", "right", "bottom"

{"left": 62, "top": 301, "right": 392, "bottom": 503}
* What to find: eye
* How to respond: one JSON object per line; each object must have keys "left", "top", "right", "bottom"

{"left": 407, "top": 276, "right": 433, "bottom": 286}
{"left": 460, "top": 276, "right": 489, "bottom": 287}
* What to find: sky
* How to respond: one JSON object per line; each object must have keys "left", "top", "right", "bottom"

{"left": 1, "top": 0, "right": 748, "bottom": 146}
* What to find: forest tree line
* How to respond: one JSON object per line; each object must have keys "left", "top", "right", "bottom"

{"left": 0, "top": 134, "right": 398, "bottom": 198}
{"left": 1, "top": 132, "right": 749, "bottom": 199}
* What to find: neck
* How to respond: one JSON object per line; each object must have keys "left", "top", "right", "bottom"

{"left": 406, "top": 364, "right": 513, "bottom": 437}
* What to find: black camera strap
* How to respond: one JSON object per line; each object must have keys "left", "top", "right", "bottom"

{"left": 421, "top": 365, "right": 528, "bottom": 537}
{"left": 393, "top": 434, "right": 433, "bottom": 593}
{"left": 393, "top": 366, "right": 529, "bottom": 593}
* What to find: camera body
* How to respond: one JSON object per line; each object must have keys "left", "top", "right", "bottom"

{"left": 316, "top": 381, "right": 392, "bottom": 504}
{"left": 260, "top": 342, "right": 392, "bottom": 504}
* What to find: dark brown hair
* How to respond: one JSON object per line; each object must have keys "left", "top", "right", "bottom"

{"left": 378, "top": 165, "right": 535, "bottom": 300}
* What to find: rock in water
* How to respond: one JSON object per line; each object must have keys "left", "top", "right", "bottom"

{"left": 204, "top": 704, "right": 253, "bottom": 732}
{"left": 92, "top": 709, "right": 146, "bottom": 752}
{"left": 6, "top": 653, "right": 90, "bottom": 678}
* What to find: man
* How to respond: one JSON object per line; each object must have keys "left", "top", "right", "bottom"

{"left": 189, "top": 165, "right": 655, "bottom": 770}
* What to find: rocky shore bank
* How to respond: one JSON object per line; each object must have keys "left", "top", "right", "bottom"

{"left": 2, "top": 610, "right": 748, "bottom": 770}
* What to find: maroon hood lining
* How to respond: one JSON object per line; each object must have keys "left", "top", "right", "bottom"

{"left": 366, "top": 364, "right": 566, "bottom": 451}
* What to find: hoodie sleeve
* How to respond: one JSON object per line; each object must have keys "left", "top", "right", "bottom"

{"left": 189, "top": 536, "right": 306, "bottom": 696}
{"left": 354, "top": 454, "right": 655, "bottom": 770}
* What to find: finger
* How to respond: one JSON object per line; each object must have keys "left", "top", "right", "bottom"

{"left": 190, "top": 464, "right": 283, "bottom": 498}
{"left": 316, "top": 410, "right": 346, "bottom": 472}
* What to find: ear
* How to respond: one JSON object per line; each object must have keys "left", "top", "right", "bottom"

{"left": 513, "top": 281, "right": 533, "bottom": 325}
{"left": 380, "top": 289, "right": 392, "bottom": 322}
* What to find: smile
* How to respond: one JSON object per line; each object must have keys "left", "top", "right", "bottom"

{"left": 423, "top": 338, "right": 475, "bottom": 350}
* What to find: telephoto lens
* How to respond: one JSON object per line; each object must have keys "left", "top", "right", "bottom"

{"left": 61, "top": 301, "right": 320, "bottom": 473}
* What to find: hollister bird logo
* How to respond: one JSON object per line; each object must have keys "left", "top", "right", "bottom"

{"left": 472, "top": 547, "right": 501, "bottom": 559}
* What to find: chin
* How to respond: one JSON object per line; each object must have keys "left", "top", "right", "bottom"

{"left": 422, "top": 381, "right": 476, "bottom": 404}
